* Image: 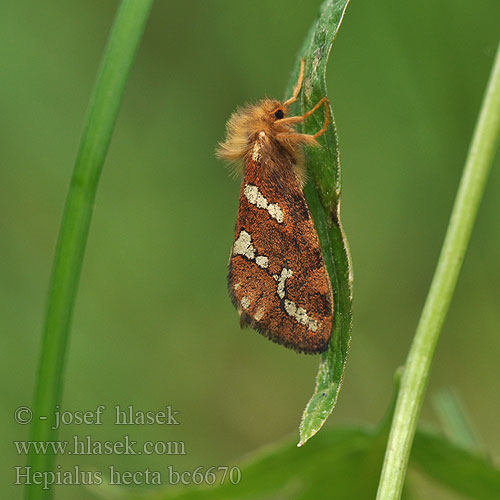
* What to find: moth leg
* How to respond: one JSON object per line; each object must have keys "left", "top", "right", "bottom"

{"left": 279, "top": 96, "right": 331, "bottom": 139}
{"left": 298, "top": 96, "right": 331, "bottom": 138}
{"left": 284, "top": 59, "right": 305, "bottom": 106}
{"left": 276, "top": 132, "right": 318, "bottom": 146}
{"left": 311, "top": 97, "right": 330, "bottom": 138}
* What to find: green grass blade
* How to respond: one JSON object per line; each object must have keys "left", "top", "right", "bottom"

{"left": 376, "top": 38, "right": 500, "bottom": 500}
{"left": 283, "top": 0, "right": 353, "bottom": 446}
{"left": 25, "top": 1, "right": 154, "bottom": 499}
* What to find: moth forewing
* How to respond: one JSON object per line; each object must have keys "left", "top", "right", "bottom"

{"left": 227, "top": 144, "right": 333, "bottom": 354}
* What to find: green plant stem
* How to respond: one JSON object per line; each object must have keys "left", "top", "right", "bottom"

{"left": 25, "top": 1, "right": 153, "bottom": 499}
{"left": 376, "top": 39, "right": 500, "bottom": 500}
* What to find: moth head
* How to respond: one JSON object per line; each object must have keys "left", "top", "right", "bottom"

{"left": 260, "top": 99, "right": 289, "bottom": 126}
{"left": 216, "top": 99, "right": 291, "bottom": 164}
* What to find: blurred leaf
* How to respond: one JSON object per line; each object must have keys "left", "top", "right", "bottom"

{"left": 433, "top": 387, "right": 483, "bottom": 453}
{"left": 101, "top": 377, "right": 500, "bottom": 500}
{"left": 412, "top": 428, "right": 500, "bottom": 500}
{"left": 283, "top": 0, "right": 353, "bottom": 445}
{"left": 102, "top": 372, "right": 400, "bottom": 500}
{"left": 116, "top": 427, "right": 387, "bottom": 500}
{"left": 128, "top": 430, "right": 499, "bottom": 500}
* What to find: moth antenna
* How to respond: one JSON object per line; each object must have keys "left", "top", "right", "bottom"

{"left": 284, "top": 59, "right": 305, "bottom": 106}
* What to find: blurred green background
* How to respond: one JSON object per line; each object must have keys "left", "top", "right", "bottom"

{"left": 2, "top": 0, "right": 499, "bottom": 498}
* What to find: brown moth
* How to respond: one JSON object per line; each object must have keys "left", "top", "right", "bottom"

{"left": 216, "top": 60, "right": 334, "bottom": 354}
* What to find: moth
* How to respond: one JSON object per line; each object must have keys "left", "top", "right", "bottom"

{"left": 216, "top": 60, "right": 334, "bottom": 354}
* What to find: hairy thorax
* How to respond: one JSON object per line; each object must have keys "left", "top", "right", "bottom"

{"left": 216, "top": 99, "right": 319, "bottom": 188}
